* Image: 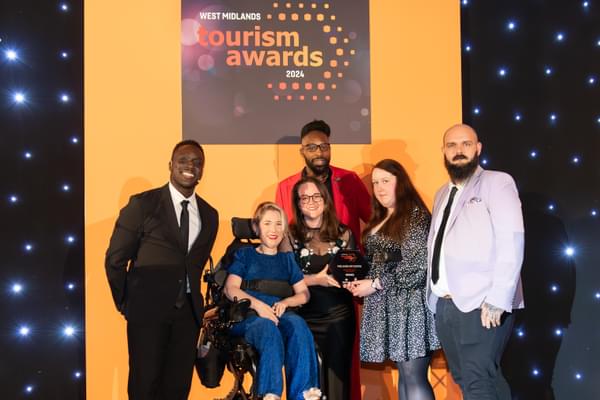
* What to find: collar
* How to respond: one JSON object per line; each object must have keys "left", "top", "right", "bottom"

{"left": 168, "top": 182, "right": 196, "bottom": 205}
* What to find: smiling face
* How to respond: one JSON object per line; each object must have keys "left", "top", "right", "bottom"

{"left": 169, "top": 144, "right": 204, "bottom": 197}
{"left": 297, "top": 181, "right": 325, "bottom": 225}
{"left": 300, "top": 130, "right": 331, "bottom": 176}
{"left": 257, "top": 209, "right": 285, "bottom": 251}
{"left": 372, "top": 167, "right": 397, "bottom": 210}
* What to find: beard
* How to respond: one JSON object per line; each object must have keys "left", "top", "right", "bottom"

{"left": 304, "top": 156, "right": 330, "bottom": 176}
{"left": 444, "top": 153, "right": 479, "bottom": 182}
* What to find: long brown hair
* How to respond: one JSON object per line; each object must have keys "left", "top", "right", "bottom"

{"left": 289, "top": 177, "right": 342, "bottom": 243}
{"left": 362, "top": 159, "right": 429, "bottom": 243}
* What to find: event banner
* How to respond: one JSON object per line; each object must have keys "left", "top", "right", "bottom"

{"left": 181, "top": 0, "right": 371, "bottom": 144}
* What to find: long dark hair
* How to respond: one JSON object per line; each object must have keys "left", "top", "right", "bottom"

{"left": 289, "top": 176, "right": 342, "bottom": 243}
{"left": 362, "top": 159, "right": 430, "bottom": 243}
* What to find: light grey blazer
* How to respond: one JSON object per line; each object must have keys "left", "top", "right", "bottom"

{"left": 426, "top": 166, "right": 525, "bottom": 313}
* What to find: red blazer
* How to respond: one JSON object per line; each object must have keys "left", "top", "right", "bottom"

{"left": 275, "top": 165, "right": 371, "bottom": 248}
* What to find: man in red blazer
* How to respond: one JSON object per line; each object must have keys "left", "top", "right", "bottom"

{"left": 275, "top": 119, "right": 371, "bottom": 247}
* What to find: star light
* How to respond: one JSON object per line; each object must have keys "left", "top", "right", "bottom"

{"left": 555, "top": 32, "right": 565, "bottom": 42}
{"left": 67, "top": 282, "right": 76, "bottom": 290}
{"left": 550, "top": 284, "right": 559, "bottom": 292}
{"left": 481, "top": 158, "right": 488, "bottom": 165}
{"left": 74, "top": 371, "right": 82, "bottom": 379}
{"left": 516, "top": 328, "right": 525, "bottom": 337}
{"left": 473, "top": 106, "right": 480, "bottom": 115}
{"left": 25, "top": 385, "right": 34, "bottom": 393}
{"left": 24, "top": 243, "right": 33, "bottom": 252}
{"left": 19, "top": 326, "right": 31, "bottom": 336}
{"left": 583, "top": 1, "right": 590, "bottom": 8}
{"left": 514, "top": 113, "right": 522, "bottom": 121}
{"left": 554, "top": 328, "right": 563, "bottom": 336}
{"left": 529, "top": 150, "right": 538, "bottom": 158}
{"left": 550, "top": 113, "right": 557, "bottom": 122}
{"left": 60, "top": 93, "right": 70, "bottom": 103}
{"left": 464, "top": 43, "right": 472, "bottom": 52}
{"left": 591, "top": 209, "right": 598, "bottom": 217}
{"left": 575, "top": 372, "right": 583, "bottom": 380}
{"left": 532, "top": 368, "right": 540, "bottom": 376}
{"left": 60, "top": 3, "right": 69, "bottom": 12}
{"left": 9, "top": 194, "right": 19, "bottom": 203}
{"left": 63, "top": 325, "right": 76, "bottom": 337}
{"left": 564, "top": 246, "right": 575, "bottom": 257}
{"left": 595, "top": 292, "right": 600, "bottom": 299}
{"left": 60, "top": 51, "right": 69, "bottom": 59}
{"left": 545, "top": 67, "right": 553, "bottom": 76}
{"left": 5, "top": 49, "right": 18, "bottom": 61}
{"left": 66, "top": 235, "right": 76, "bottom": 244}
{"left": 24, "top": 151, "right": 32, "bottom": 159}
{"left": 62, "top": 184, "right": 71, "bottom": 192}
{"left": 12, "top": 283, "right": 23, "bottom": 294}
{"left": 498, "top": 67, "right": 507, "bottom": 77}
{"left": 13, "top": 91, "right": 26, "bottom": 104}
{"left": 589, "top": 76, "right": 597, "bottom": 85}
{"left": 507, "top": 21, "right": 517, "bottom": 31}
{"left": 548, "top": 204, "right": 555, "bottom": 211}
{"left": 572, "top": 156, "right": 580, "bottom": 164}
{"left": 71, "top": 136, "right": 79, "bottom": 144}
{"left": 461, "top": 0, "right": 468, "bottom": 5}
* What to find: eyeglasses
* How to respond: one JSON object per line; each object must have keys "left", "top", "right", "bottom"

{"left": 303, "top": 143, "right": 331, "bottom": 153}
{"left": 299, "top": 193, "right": 324, "bottom": 204}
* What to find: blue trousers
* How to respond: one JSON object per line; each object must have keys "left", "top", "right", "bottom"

{"left": 230, "top": 312, "right": 319, "bottom": 400}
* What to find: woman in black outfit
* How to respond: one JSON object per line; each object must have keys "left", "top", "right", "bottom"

{"left": 280, "top": 176, "right": 356, "bottom": 400}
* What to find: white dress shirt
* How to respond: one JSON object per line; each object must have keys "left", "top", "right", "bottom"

{"left": 169, "top": 182, "right": 201, "bottom": 292}
{"left": 431, "top": 181, "right": 464, "bottom": 298}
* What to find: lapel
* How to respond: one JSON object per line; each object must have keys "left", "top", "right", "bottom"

{"left": 159, "top": 184, "right": 188, "bottom": 253}
{"left": 446, "top": 166, "right": 484, "bottom": 232}
{"left": 432, "top": 185, "right": 450, "bottom": 224}
{"left": 188, "top": 194, "right": 212, "bottom": 254}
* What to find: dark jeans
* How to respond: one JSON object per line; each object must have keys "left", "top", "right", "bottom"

{"left": 435, "top": 298, "right": 514, "bottom": 400}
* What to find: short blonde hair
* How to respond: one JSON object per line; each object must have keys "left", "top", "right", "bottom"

{"left": 252, "top": 201, "right": 288, "bottom": 235}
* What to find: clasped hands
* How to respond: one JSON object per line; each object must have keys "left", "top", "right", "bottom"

{"left": 252, "top": 299, "right": 289, "bottom": 325}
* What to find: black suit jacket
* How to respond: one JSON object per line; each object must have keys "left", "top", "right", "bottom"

{"left": 105, "top": 184, "right": 218, "bottom": 323}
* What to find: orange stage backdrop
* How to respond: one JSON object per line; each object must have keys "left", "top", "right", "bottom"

{"left": 85, "top": 1, "right": 462, "bottom": 398}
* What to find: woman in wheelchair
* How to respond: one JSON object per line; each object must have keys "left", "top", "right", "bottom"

{"left": 224, "top": 202, "right": 322, "bottom": 400}
{"left": 279, "top": 176, "right": 357, "bottom": 400}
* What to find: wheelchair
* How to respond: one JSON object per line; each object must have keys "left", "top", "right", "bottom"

{"left": 196, "top": 217, "right": 324, "bottom": 400}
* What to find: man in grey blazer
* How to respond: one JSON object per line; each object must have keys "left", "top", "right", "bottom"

{"left": 426, "top": 124, "right": 524, "bottom": 399}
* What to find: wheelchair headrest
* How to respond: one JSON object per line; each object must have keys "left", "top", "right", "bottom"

{"left": 231, "top": 217, "right": 258, "bottom": 240}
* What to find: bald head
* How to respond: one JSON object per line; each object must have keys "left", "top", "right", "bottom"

{"left": 443, "top": 124, "right": 479, "bottom": 145}
{"left": 442, "top": 123, "right": 482, "bottom": 183}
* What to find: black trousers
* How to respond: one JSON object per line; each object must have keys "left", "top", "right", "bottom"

{"left": 435, "top": 298, "right": 514, "bottom": 400}
{"left": 127, "top": 295, "right": 200, "bottom": 400}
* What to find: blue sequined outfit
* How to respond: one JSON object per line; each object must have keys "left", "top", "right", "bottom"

{"left": 228, "top": 247, "right": 319, "bottom": 400}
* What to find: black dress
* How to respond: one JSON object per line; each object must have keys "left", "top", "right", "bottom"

{"left": 290, "top": 229, "right": 356, "bottom": 400}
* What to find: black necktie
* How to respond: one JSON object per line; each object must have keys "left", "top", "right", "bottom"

{"left": 180, "top": 200, "right": 189, "bottom": 252}
{"left": 175, "top": 200, "right": 189, "bottom": 308}
{"left": 431, "top": 186, "right": 458, "bottom": 284}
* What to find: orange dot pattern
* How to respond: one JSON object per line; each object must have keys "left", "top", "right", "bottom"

{"left": 267, "top": 2, "right": 358, "bottom": 102}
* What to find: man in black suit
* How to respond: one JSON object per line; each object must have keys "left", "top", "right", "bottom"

{"left": 105, "top": 140, "right": 218, "bottom": 399}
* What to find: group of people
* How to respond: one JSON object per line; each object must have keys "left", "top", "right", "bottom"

{"left": 105, "top": 120, "right": 525, "bottom": 400}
